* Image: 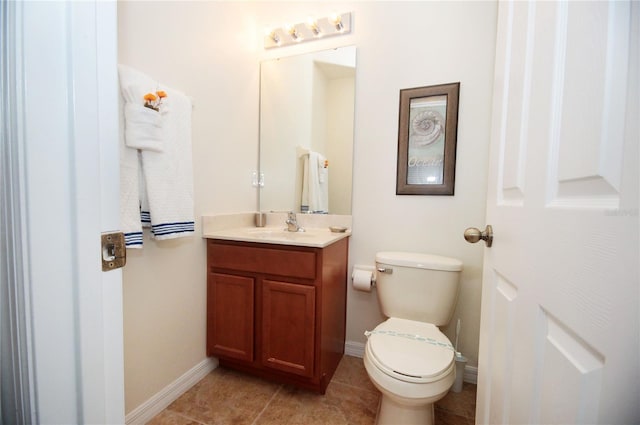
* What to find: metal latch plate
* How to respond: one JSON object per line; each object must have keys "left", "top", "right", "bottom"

{"left": 101, "top": 232, "right": 126, "bottom": 271}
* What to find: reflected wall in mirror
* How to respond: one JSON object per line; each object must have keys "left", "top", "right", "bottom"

{"left": 259, "top": 46, "right": 356, "bottom": 215}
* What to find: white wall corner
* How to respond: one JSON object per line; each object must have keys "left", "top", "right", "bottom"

{"left": 125, "top": 357, "right": 218, "bottom": 425}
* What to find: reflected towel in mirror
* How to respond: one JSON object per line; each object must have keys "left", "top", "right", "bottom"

{"left": 301, "top": 151, "right": 328, "bottom": 213}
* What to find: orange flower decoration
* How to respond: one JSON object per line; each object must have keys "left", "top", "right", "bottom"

{"left": 143, "top": 90, "right": 167, "bottom": 111}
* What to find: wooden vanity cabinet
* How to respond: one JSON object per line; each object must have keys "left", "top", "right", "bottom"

{"left": 206, "top": 237, "right": 348, "bottom": 393}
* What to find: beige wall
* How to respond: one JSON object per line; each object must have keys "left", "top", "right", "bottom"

{"left": 326, "top": 76, "right": 355, "bottom": 215}
{"left": 343, "top": 1, "right": 497, "bottom": 364}
{"left": 118, "top": 1, "right": 497, "bottom": 414}
{"left": 118, "top": 1, "right": 260, "bottom": 412}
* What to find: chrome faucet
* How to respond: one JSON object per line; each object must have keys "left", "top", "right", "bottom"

{"left": 285, "top": 211, "right": 304, "bottom": 232}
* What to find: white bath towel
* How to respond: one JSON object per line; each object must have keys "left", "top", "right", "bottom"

{"left": 301, "top": 151, "right": 329, "bottom": 213}
{"left": 124, "top": 103, "right": 164, "bottom": 152}
{"left": 118, "top": 64, "right": 194, "bottom": 247}
{"left": 140, "top": 86, "right": 194, "bottom": 240}
{"left": 119, "top": 101, "right": 143, "bottom": 247}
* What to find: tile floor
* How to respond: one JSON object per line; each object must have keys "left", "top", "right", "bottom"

{"left": 148, "top": 355, "right": 477, "bottom": 425}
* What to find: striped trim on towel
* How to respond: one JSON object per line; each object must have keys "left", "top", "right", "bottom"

{"left": 151, "top": 221, "right": 195, "bottom": 239}
{"left": 140, "top": 210, "right": 151, "bottom": 227}
{"left": 125, "top": 232, "right": 143, "bottom": 247}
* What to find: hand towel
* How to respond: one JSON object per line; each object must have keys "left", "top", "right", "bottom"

{"left": 309, "top": 152, "right": 328, "bottom": 213}
{"left": 301, "top": 154, "right": 310, "bottom": 213}
{"left": 124, "top": 103, "right": 164, "bottom": 152}
{"left": 301, "top": 151, "right": 329, "bottom": 213}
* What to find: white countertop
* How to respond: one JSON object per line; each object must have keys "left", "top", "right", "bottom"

{"left": 202, "top": 212, "right": 352, "bottom": 248}
{"left": 203, "top": 226, "right": 350, "bottom": 248}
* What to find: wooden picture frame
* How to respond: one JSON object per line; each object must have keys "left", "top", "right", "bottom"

{"left": 396, "top": 82, "right": 460, "bottom": 195}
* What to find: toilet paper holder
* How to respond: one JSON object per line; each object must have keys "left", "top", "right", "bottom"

{"left": 352, "top": 265, "right": 377, "bottom": 287}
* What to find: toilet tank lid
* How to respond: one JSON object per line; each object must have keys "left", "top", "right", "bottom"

{"left": 376, "top": 251, "right": 463, "bottom": 272}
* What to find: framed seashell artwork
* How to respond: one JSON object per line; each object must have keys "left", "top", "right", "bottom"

{"left": 396, "top": 82, "right": 460, "bottom": 195}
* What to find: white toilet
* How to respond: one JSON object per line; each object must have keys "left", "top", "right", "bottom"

{"left": 363, "top": 251, "right": 463, "bottom": 425}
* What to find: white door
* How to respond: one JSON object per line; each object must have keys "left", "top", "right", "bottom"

{"left": 475, "top": 1, "right": 639, "bottom": 424}
{"left": 16, "top": 1, "right": 124, "bottom": 423}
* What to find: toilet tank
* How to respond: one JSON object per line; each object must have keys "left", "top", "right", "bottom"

{"left": 375, "top": 251, "right": 462, "bottom": 326}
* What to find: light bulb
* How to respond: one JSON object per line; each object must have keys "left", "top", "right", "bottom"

{"left": 266, "top": 29, "right": 280, "bottom": 46}
{"left": 330, "top": 13, "right": 344, "bottom": 32}
{"left": 307, "top": 17, "right": 321, "bottom": 37}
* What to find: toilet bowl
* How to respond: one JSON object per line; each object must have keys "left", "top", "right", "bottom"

{"left": 364, "top": 252, "right": 462, "bottom": 425}
{"left": 364, "top": 318, "right": 456, "bottom": 425}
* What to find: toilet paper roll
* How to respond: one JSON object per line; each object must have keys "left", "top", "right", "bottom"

{"left": 352, "top": 269, "right": 373, "bottom": 292}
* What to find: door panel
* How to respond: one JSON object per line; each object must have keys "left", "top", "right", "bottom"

{"left": 499, "top": 1, "right": 533, "bottom": 205}
{"left": 208, "top": 273, "right": 255, "bottom": 361}
{"left": 478, "top": 1, "right": 639, "bottom": 424}
{"left": 483, "top": 271, "right": 519, "bottom": 425}
{"left": 262, "top": 279, "right": 315, "bottom": 378}
{"left": 548, "top": 1, "right": 630, "bottom": 206}
{"left": 535, "top": 311, "right": 604, "bottom": 425}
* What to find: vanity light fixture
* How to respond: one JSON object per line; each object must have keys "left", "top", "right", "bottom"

{"left": 264, "top": 12, "right": 352, "bottom": 49}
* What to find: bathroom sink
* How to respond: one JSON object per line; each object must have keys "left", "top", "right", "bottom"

{"left": 203, "top": 226, "right": 349, "bottom": 248}
{"left": 244, "top": 227, "right": 288, "bottom": 235}
{"left": 242, "top": 227, "right": 319, "bottom": 241}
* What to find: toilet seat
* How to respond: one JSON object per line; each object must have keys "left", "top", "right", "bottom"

{"left": 366, "top": 318, "right": 455, "bottom": 384}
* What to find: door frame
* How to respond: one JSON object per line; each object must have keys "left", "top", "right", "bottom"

{"left": 7, "top": 1, "right": 124, "bottom": 423}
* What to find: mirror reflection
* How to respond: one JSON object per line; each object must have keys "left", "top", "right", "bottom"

{"left": 259, "top": 46, "right": 356, "bottom": 215}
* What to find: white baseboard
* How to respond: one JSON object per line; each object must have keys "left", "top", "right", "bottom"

{"left": 463, "top": 365, "right": 478, "bottom": 384}
{"left": 344, "top": 340, "right": 365, "bottom": 358}
{"left": 344, "top": 340, "right": 478, "bottom": 385}
{"left": 125, "top": 357, "right": 218, "bottom": 425}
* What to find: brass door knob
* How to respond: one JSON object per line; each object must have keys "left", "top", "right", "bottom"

{"left": 464, "top": 225, "right": 493, "bottom": 247}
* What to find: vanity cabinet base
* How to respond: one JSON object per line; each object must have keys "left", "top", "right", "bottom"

{"left": 206, "top": 238, "right": 348, "bottom": 394}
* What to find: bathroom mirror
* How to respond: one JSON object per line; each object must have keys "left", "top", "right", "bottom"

{"left": 259, "top": 46, "right": 356, "bottom": 215}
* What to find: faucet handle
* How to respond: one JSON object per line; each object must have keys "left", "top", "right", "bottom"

{"left": 285, "top": 211, "right": 303, "bottom": 232}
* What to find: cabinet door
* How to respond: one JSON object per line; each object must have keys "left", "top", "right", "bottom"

{"left": 208, "top": 273, "right": 254, "bottom": 362}
{"left": 262, "top": 280, "right": 315, "bottom": 378}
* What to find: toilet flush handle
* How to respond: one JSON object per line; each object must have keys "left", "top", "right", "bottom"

{"left": 376, "top": 267, "right": 393, "bottom": 274}
{"left": 464, "top": 225, "right": 493, "bottom": 247}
